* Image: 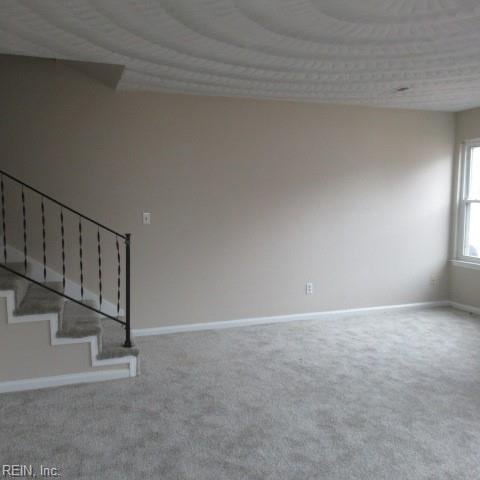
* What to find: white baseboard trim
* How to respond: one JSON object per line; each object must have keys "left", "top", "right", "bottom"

{"left": 132, "top": 300, "right": 450, "bottom": 337}
{"left": 449, "top": 301, "right": 480, "bottom": 316}
{"left": 2, "top": 299, "right": 475, "bottom": 393}
{"left": 0, "top": 369, "right": 130, "bottom": 394}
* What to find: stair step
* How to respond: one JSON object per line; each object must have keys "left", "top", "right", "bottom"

{"left": 57, "top": 301, "right": 101, "bottom": 338}
{"left": 0, "top": 263, "right": 31, "bottom": 308}
{"left": 97, "top": 318, "right": 139, "bottom": 360}
{"left": 5, "top": 272, "right": 139, "bottom": 361}
{"left": 15, "top": 282, "right": 64, "bottom": 316}
{"left": 57, "top": 302, "right": 138, "bottom": 360}
{"left": 0, "top": 262, "right": 31, "bottom": 277}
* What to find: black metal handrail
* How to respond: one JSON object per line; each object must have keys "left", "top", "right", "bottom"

{"left": 0, "top": 168, "right": 132, "bottom": 348}
{"left": 0, "top": 169, "right": 126, "bottom": 239}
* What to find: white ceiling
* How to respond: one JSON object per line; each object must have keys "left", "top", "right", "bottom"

{"left": 1, "top": 0, "right": 480, "bottom": 111}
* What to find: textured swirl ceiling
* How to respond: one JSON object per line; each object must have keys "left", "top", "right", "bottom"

{"left": 1, "top": 0, "right": 480, "bottom": 111}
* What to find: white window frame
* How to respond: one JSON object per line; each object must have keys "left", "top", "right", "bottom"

{"left": 456, "top": 139, "right": 480, "bottom": 264}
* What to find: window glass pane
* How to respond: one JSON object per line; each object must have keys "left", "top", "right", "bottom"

{"left": 469, "top": 147, "right": 480, "bottom": 199}
{"left": 466, "top": 203, "right": 480, "bottom": 258}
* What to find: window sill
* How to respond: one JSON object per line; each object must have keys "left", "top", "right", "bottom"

{"left": 450, "top": 259, "right": 480, "bottom": 271}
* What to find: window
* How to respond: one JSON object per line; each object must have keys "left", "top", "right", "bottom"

{"left": 457, "top": 140, "right": 480, "bottom": 262}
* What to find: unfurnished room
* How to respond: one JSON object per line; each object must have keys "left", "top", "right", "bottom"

{"left": 1, "top": 1, "right": 480, "bottom": 479}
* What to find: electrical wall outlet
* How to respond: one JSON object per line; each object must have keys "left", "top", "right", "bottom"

{"left": 142, "top": 212, "right": 151, "bottom": 225}
{"left": 305, "top": 282, "right": 314, "bottom": 295}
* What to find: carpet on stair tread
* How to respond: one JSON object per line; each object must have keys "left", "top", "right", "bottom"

{"left": 14, "top": 282, "right": 64, "bottom": 315}
{"left": 98, "top": 318, "right": 139, "bottom": 359}
{"left": 0, "top": 263, "right": 31, "bottom": 290}
{"left": 58, "top": 300, "right": 101, "bottom": 338}
{"left": 0, "top": 265, "right": 30, "bottom": 308}
{"left": 59, "top": 302, "right": 138, "bottom": 359}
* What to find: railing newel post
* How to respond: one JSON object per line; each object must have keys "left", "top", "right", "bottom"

{"left": 124, "top": 233, "right": 132, "bottom": 348}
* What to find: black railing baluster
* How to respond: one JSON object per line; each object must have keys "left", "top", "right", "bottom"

{"left": 41, "top": 197, "right": 47, "bottom": 281}
{"left": 116, "top": 236, "right": 121, "bottom": 316}
{"left": 60, "top": 208, "right": 66, "bottom": 291}
{"left": 79, "top": 217, "right": 84, "bottom": 300}
{"left": 0, "top": 174, "right": 6, "bottom": 263}
{"left": 21, "top": 186, "right": 27, "bottom": 273}
{"left": 97, "top": 228, "right": 103, "bottom": 307}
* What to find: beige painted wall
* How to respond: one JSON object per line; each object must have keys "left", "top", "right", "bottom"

{"left": 0, "top": 55, "right": 455, "bottom": 330}
{"left": 450, "top": 107, "right": 480, "bottom": 307}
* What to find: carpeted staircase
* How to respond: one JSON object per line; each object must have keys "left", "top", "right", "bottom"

{"left": 0, "top": 263, "right": 138, "bottom": 379}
